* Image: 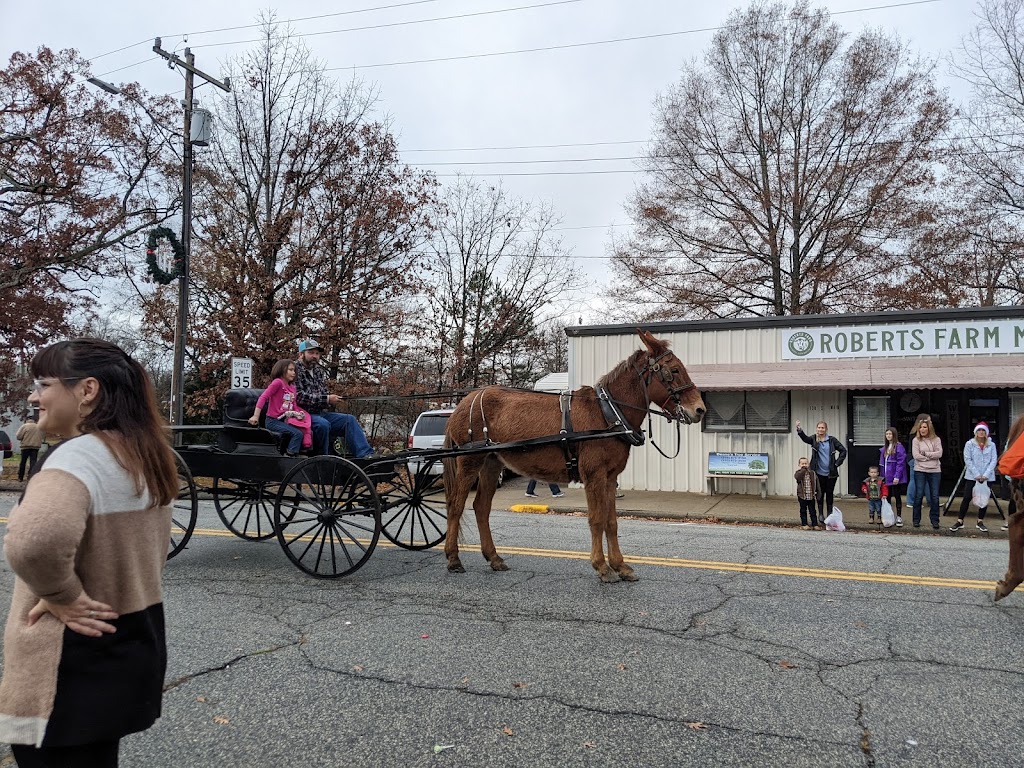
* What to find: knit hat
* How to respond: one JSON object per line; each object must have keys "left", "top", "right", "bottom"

{"left": 974, "top": 422, "right": 990, "bottom": 437}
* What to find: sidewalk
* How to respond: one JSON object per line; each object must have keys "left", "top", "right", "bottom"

{"left": 495, "top": 478, "right": 1011, "bottom": 538}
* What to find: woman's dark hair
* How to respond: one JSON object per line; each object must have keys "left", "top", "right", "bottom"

{"left": 883, "top": 426, "right": 899, "bottom": 455}
{"left": 31, "top": 338, "right": 177, "bottom": 506}
{"left": 269, "top": 358, "right": 294, "bottom": 382}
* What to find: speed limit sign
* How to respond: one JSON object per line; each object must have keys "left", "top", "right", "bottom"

{"left": 230, "top": 357, "right": 253, "bottom": 389}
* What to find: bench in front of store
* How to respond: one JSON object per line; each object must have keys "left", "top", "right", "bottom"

{"left": 705, "top": 452, "right": 769, "bottom": 499}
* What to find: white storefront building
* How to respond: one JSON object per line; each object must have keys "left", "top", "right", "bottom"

{"left": 565, "top": 306, "right": 1024, "bottom": 497}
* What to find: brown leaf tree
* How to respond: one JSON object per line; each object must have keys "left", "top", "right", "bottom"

{"left": 608, "top": 0, "right": 954, "bottom": 319}
{"left": 0, "top": 47, "right": 178, "bottom": 418}
{"left": 141, "top": 23, "right": 437, "bottom": 431}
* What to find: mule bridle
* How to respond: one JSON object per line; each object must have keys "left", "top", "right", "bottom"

{"left": 632, "top": 349, "right": 697, "bottom": 424}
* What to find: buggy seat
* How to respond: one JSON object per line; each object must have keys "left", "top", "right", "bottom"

{"left": 219, "top": 388, "right": 284, "bottom": 455}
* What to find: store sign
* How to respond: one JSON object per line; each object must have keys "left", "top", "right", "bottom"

{"left": 782, "top": 320, "right": 1024, "bottom": 360}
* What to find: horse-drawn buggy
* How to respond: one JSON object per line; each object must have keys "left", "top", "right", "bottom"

{"left": 168, "top": 330, "right": 708, "bottom": 582}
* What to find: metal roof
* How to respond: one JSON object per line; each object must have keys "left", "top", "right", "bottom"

{"left": 687, "top": 355, "right": 1024, "bottom": 391}
{"left": 565, "top": 305, "right": 1024, "bottom": 338}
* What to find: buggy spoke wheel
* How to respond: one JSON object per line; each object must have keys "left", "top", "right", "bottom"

{"left": 274, "top": 456, "right": 381, "bottom": 578}
{"left": 376, "top": 456, "right": 448, "bottom": 550}
{"left": 169, "top": 450, "right": 198, "bottom": 560}
{"left": 213, "top": 477, "right": 279, "bottom": 540}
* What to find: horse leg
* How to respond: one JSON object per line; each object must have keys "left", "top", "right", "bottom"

{"left": 473, "top": 457, "right": 508, "bottom": 571}
{"left": 443, "top": 457, "right": 475, "bottom": 574}
{"left": 995, "top": 509, "right": 1024, "bottom": 601}
{"left": 584, "top": 481, "right": 619, "bottom": 583}
{"left": 605, "top": 503, "right": 638, "bottom": 582}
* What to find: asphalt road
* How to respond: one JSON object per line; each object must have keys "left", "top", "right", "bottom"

{"left": 0, "top": 495, "right": 1021, "bottom": 767}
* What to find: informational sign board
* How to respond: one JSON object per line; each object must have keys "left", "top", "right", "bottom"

{"left": 707, "top": 452, "right": 769, "bottom": 476}
{"left": 230, "top": 357, "right": 254, "bottom": 389}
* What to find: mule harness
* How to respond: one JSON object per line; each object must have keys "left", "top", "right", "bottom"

{"left": 458, "top": 348, "right": 697, "bottom": 470}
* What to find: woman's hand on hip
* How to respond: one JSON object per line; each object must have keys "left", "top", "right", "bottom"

{"left": 28, "top": 593, "right": 119, "bottom": 637}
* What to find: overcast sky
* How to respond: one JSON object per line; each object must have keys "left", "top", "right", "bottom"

{"left": 1, "top": 0, "right": 982, "bottom": 321}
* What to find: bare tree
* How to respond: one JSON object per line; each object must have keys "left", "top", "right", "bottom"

{"left": 424, "top": 176, "right": 581, "bottom": 390}
{"left": 936, "top": 0, "right": 1024, "bottom": 303}
{"left": 609, "top": 0, "right": 954, "bottom": 319}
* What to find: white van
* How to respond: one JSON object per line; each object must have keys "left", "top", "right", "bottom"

{"left": 407, "top": 409, "right": 454, "bottom": 474}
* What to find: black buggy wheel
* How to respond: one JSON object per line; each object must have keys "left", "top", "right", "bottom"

{"left": 169, "top": 450, "right": 198, "bottom": 560}
{"left": 274, "top": 456, "right": 382, "bottom": 578}
{"left": 213, "top": 477, "right": 279, "bottom": 540}
{"left": 373, "top": 456, "right": 448, "bottom": 550}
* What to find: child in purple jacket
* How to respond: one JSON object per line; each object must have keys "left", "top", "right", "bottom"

{"left": 879, "top": 426, "right": 908, "bottom": 527}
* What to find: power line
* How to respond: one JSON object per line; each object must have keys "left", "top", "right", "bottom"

{"left": 328, "top": 0, "right": 943, "bottom": 70}
{"left": 401, "top": 139, "right": 646, "bottom": 152}
{"left": 93, "top": 0, "right": 943, "bottom": 80}
{"left": 87, "top": 0, "right": 447, "bottom": 61}
{"left": 187, "top": 0, "right": 581, "bottom": 52}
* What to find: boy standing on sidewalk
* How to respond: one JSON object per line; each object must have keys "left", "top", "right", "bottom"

{"left": 794, "top": 457, "right": 820, "bottom": 529}
{"left": 861, "top": 465, "right": 888, "bottom": 524}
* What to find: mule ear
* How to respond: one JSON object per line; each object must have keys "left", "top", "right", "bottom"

{"left": 637, "top": 328, "right": 658, "bottom": 353}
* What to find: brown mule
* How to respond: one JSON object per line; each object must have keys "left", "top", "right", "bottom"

{"left": 441, "top": 329, "right": 705, "bottom": 583}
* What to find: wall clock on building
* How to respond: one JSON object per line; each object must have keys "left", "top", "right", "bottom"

{"left": 899, "top": 392, "right": 922, "bottom": 413}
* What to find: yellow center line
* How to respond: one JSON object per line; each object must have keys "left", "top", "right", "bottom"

{"left": 4, "top": 519, "right": 995, "bottom": 590}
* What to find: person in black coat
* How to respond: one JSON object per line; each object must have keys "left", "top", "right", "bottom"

{"left": 796, "top": 419, "right": 848, "bottom": 525}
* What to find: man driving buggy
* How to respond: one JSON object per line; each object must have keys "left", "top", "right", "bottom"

{"left": 294, "top": 339, "right": 375, "bottom": 459}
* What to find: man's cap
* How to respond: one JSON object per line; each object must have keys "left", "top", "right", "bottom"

{"left": 298, "top": 339, "right": 323, "bottom": 353}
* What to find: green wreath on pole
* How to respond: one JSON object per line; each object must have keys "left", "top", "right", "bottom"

{"left": 145, "top": 226, "right": 185, "bottom": 285}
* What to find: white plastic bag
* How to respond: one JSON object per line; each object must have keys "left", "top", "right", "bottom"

{"left": 824, "top": 506, "right": 846, "bottom": 531}
{"left": 972, "top": 481, "right": 991, "bottom": 509}
{"left": 881, "top": 498, "right": 895, "bottom": 527}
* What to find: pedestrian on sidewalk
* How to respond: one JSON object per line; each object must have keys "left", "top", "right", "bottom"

{"left": 15, "top": 415, "right": 43, "bottom": 481}
{"left": 910, "top": 414, "right": 943, "bottom": 529}
{"left": 950, "top": 422, "right": 997, "bottom": 534}
{"left": 796, "top": 419, "right": 847, "bottom": 526}
{"left": 525, "top": 479, "right": 563, "bottom": 498}
{"left": 879, "top": 426, "right": 908, "bottom": 527}
{"left": 794, "top": 457, "right": 820, "bottom": 529}
{"left": 861, "top": 465, "right": 888, "bottom": 524}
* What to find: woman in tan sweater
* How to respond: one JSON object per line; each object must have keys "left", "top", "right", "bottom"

{"left": 911, "top": 414, "right": 943, "bottom": 530}
{"left": 0, "top": 339, "right": 178, "bottom": 767}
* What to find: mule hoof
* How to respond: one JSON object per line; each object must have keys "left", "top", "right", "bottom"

{"left": 448, "top": 561, "right": 466, "bottom": 574}
{"left": 490, "top": 558, "right": 509, "bottom": 572}
{"left": 598, "top": 569, "right": 621, "bottom": 584}
{"left": 618, "top": 568, "right": 639, "bottom": 582}
{"left": 995, "top": 580, "right": 1018, "bottom": 601}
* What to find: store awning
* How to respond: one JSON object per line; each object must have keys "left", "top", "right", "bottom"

{"left": 687, "top": 355, "right": 1024, "bottom": 391}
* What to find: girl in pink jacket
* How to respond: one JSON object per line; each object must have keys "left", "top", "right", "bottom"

{"left": 248, "top": 359, "right": 312, "bottom": 455}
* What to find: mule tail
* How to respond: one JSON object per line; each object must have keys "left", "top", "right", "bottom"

{"left": 442, "top": 434, "right": 456, "bottom": 497}
{"left": 441, "top": 435, "right": 467, "bottom": 547}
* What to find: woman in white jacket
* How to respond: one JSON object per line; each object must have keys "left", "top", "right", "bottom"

{"left": 950, "top": 422, "right": 998, "bottom": 533}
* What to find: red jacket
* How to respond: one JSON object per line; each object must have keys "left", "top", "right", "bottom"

{"left": 860, "top": 477, "right": 888, "bottom": 500}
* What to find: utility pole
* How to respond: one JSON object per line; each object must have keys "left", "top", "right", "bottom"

{"left": 152, "top": 38, "right": 230, "bottom": 429}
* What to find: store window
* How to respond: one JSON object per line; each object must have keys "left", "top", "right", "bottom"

{"left": 704, "top": 391, "right": 790, "bottom": 432}
{"left": 852, "top": 396, "right": 889, "bottom": 446}
{"left": 1011, "top": 392, "right": 1024, "bottom": 424}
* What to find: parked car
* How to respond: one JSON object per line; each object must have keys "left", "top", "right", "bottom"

{"left": 408, "top": 409, "right": 454, "bottom": 474}
{"left": 406, "top": 408, "right": 514, "bottom": 485}
{"left": 0, "top": 430, "right": 11, "bottom": 460}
